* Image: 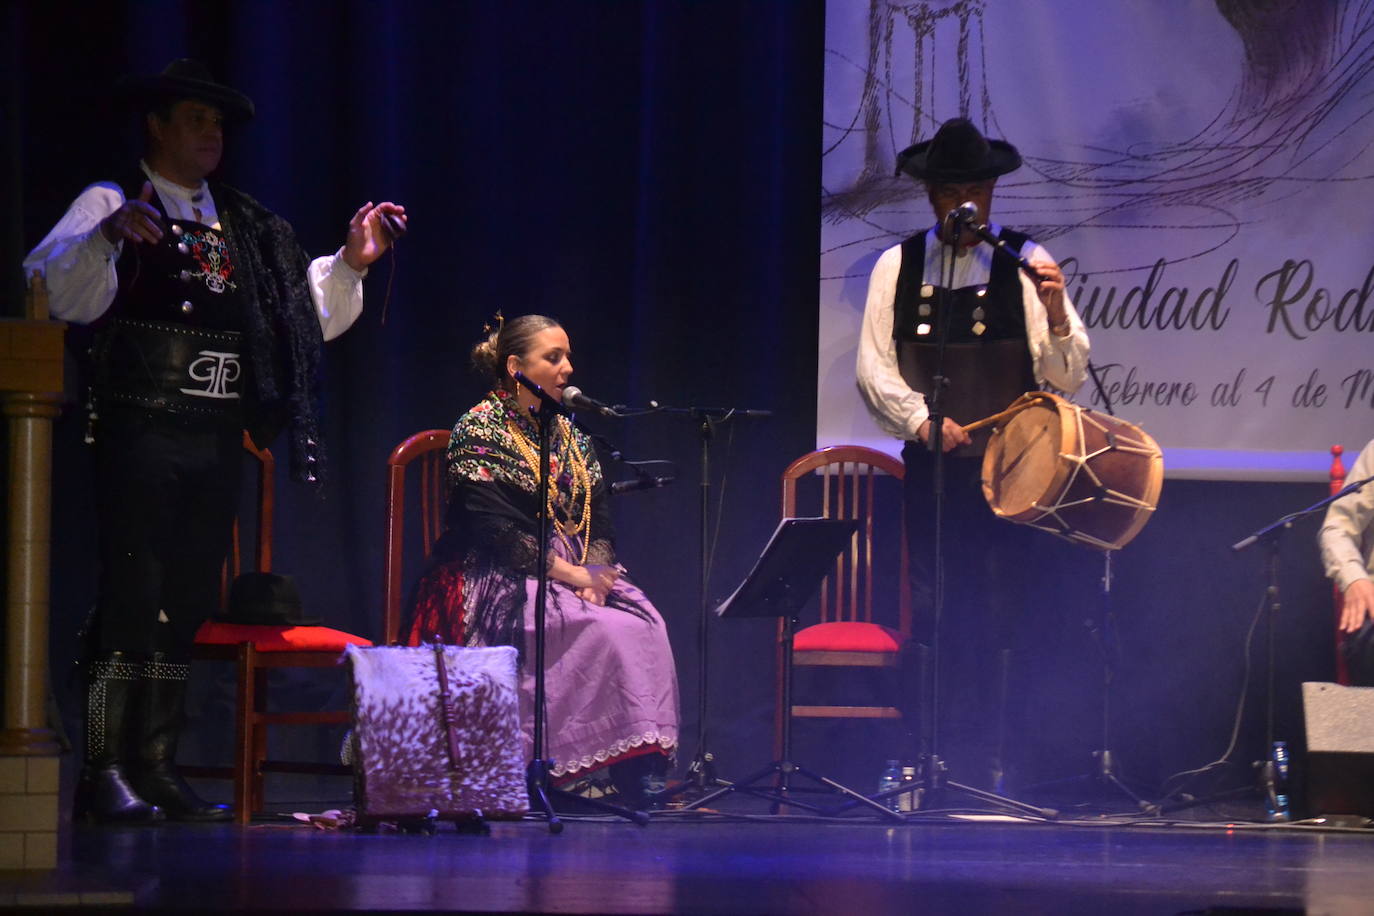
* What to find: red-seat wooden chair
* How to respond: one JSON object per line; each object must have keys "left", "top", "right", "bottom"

{"left": 775, "top": 446, "right": 911, "bottom": 760}
{"left": 1331, "top": 444, "right": 1351, "bottom": 686}
{"left": 383, "top": 429, "right": 453, "bottom": 647}
{"left": 189, "top": 433, "right": 372, "bottom": 824}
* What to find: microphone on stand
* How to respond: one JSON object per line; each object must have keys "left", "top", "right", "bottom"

{"left": 562, "top": 385, "right": 618, "bottom": 417}
{"left": 948, "top": 201, "right": 980, "bottom": 225}
{"left": 946, "top": 206, "right": 1048, "bottom": 283}
{"left": 610, "top": 475, "right": 675, "bottom": 495}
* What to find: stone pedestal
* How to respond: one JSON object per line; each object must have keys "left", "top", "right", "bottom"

{"left": 0, "top": 276, "right": 66, "bottom": 869}
{"left": 0, "top": 756, "right": 59, "bottom": 869}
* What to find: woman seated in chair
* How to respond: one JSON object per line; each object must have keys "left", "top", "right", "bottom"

{"left": 402, "top": 314, "right": 678, "bottom": 807}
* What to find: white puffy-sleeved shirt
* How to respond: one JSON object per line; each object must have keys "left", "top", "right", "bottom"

{"left": 22, "top": 161, "right": 364, "bottom": 341}
{"left": 1321, "top": 438, "right": 1374, "bottom": 593}
{"left": 855, "top": 225, "right": 1091, "bottom": 442}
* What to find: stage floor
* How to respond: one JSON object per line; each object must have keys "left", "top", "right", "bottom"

{"left": 6, "top": 798, "right": 1374, "bottom": 914}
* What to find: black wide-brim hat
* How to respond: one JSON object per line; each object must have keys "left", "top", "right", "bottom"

{"left": 116, "top": 58, "right": 255, "bottom": 121}
{"left": 895, "top": 117, "right": 1021, "bottom": 183}
{"left": 219, "top": 572, "right": 322, "bottom": 626}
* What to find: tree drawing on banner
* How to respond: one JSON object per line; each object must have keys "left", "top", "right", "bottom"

{"left": 823, "top": 0, "right": 1374, "bottom": 276}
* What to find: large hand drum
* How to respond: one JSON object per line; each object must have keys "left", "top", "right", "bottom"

{"left": 978, "top": 392, "right": 1163, "bottom": 551}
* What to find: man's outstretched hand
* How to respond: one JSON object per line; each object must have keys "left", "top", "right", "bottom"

{"left": 341, "top": 201, "right": 407, "bottom": 271}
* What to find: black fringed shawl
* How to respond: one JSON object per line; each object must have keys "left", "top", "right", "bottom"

{"left": 213, "top": 184, "right": 326, "bottom": 484}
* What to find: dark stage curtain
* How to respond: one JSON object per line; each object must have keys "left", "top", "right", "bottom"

{"left": 11, "top": 0, "right": 827, "bottom": 790}
{"left": 7, "top": 0, "right": 1338, "bottom": 802}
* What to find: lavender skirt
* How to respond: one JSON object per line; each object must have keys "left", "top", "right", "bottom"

{"left": 516, "top": 561, "right": 679, "bottom": 779}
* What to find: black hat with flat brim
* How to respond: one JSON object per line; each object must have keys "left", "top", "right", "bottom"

{"left": 895, "top": 117, "right": 1021, "bottom": 183}
{"left": 219, "top": 572, "right": 322, "bottom": 626}
{"left": 117, "top": 58, "right": 255, "bottom": 121}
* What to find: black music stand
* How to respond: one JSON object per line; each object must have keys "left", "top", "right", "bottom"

{"left": 681, "top": 518, "right": 903, "bottom": 820}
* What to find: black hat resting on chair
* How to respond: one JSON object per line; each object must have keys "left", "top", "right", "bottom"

{"left": 221, "top": 573, "right": 322, "bottom": 627}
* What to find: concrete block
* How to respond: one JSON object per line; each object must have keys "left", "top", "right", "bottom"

{"left": 0, "top": 792, "right": 58, "bottom": 832}
{"left": 25, "top": 757, "right": 59, "bottom": 794}
{"left": 24, "top": 831, "right": 57, "bottom": 869}
{"left": 0, "top": 757, "right": 24, "bottom": 794}
{"left": 0, "top": 833, "right": 23, "bottom": 869}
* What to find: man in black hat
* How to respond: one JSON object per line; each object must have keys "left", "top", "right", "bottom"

{"left": 855, "top": 117, "right": 1089, "bottom": 786}
{"left": 24, "top": 59, "right": 406, "bottom": 824}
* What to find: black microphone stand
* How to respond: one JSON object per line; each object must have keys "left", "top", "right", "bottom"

{"left": 901, "top": 215, "right": 1056, "bottom": 819}
{"left": 582, "top": 428, "right": 677, "bottom": 497}
{"left": 955, "top": 212, "right": 1163, "bottom": 815}
{"left": 630, "top": 403, "right": 772, "bottom": 804}
{"left": 1082, "top": 548, "right": 1159, "bottom": 812}
{"left": 1021, "top": 361, "right": 1159, "bottom": 814}
{"left": 1075, "top": 362, "right": 1160, "bottom": 813}
{"left": 512, "top": 371, "right": 649, "bottom": 832}
{"left": 1218, "top": 474, "right": 1374, "bottom": 821}
{"left": 1027, "top": 546, "right": 1160, "bottom": 814}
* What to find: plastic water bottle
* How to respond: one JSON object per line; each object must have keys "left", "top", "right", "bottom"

{"left": 1267, "top": 741, "right": 1291, "bottom": 821}
{"left": 878, "top": 759, "right": 902, "bottom": 811}
{"left": 898, "top": 764, "right": 918, "bottom": 812}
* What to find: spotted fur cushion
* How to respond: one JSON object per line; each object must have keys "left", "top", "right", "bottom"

{"left": 345, "top": 645, "right": 527, "bottom": 818}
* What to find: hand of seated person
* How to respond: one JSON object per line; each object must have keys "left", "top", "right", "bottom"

{"left": 577, "top": 564, "right": 620, "bottom": 606}
{"left": 1341, "top": 578, "right": 1374, "bottom": 634}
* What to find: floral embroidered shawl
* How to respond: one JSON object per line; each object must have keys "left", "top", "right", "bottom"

{"left": 403, "top": 388, "right": 647, "bottom": 654}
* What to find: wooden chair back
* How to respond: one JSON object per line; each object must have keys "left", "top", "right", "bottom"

{"left": 780, "top": 445, "right": 910, "bottom": 636}
{"left": 382, "top": 429, "right": 452, "bottom": 646}
{"left": 221, "top": 432, "right": 274, "bottom": 602}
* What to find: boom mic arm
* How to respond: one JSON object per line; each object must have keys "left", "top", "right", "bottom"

{"left": 959, "top": 219, "right": 1046, "bottom": 283}
{"left": 609, "top": 475, "right": 676, "bottom": 495}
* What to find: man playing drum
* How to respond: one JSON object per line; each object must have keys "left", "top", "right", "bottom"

{"left": 855, "top": 117, "right": 1090, "bottom": 788}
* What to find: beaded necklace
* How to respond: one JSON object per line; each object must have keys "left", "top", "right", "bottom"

{"left": 504, "top": 408, "right": 593, "bottom": 565}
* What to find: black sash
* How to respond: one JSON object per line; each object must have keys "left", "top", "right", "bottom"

{"left": 93, "top": 319, "right": 245, "bottom": 421}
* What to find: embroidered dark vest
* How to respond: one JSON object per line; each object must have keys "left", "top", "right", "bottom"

{"left": 111, "top": 176, "right": 247, "bottom": 331}
{"left": 893, "top": 228, "right": 1037, "bottom": 456}
{"left": 92, "top": 177, "right": 250, "bottom": 422}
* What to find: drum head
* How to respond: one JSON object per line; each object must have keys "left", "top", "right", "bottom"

{"left": 981, "top": 394, "right": 1164, "bottom": 550}
{"left": 981, "top": 401, "right": 1067, "bottom": 521}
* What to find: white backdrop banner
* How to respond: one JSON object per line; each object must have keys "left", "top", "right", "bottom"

{"left": 820, "top": 0, "right": 1374, "bottom": 480}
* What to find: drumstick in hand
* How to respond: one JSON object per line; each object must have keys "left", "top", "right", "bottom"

{"left": 960, "top": 392, "right": 1055, "bottom": 435}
